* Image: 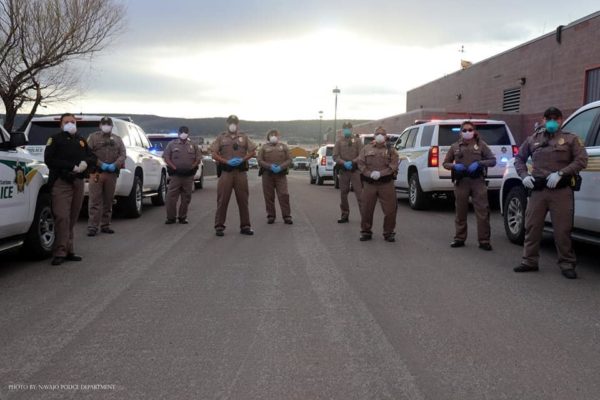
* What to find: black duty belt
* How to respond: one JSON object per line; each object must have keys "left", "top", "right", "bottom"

{"left": 361, "top": 174, "right": 395, "bottom": 184}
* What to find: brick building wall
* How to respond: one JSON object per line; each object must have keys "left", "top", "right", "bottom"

{"left": 354, "top": 12, "right": 600, "bottom": 144}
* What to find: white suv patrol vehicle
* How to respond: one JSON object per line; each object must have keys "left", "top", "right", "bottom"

{"left": 309, "top": 144, "right": 335, "bottom": 185}
{"left": 393, "top": 119, "right": 518, "bottom": 210}
{"left": 147, "top": 133, "right": 204, "bottom": 189}
{"left": 501, "top": 101, "right": 600, "bottom": 245}
{"left": 25, "top": 115, "right": 167, "bottom": 218}
{"left": 0, "top": 127, "right": 54, "bottom": 258}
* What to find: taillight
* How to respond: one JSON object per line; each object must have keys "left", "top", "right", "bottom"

{"left": 320, "top": 156, "right": 326, "bottom": 166}
{"left": 512, "top": 145, "right": 519, "bottom": 157}
{"left": 428, "top": 146, "right": 439, "bottom": 167}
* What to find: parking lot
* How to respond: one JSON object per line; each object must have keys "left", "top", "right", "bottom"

{"left": 1, "top": 170, "right": 599, "bottom": 399}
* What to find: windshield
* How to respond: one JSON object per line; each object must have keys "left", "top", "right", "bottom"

{"left": 437, "top": 124, "right": 511, "bottom": 146}
{"left": 295, "top": 157, "right": 307, "bottom": 161}
{"left": 27, "top": 121, "right": 100, "bottom": 145}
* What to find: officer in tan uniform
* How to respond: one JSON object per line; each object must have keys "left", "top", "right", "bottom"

{"left": 357, "top": 126, "right": 399, "bottom": 242}
{"left": 257, "top": 129, "right": 293, "bottom": 224}
{"left": 210, "top": 115, "right": 257, "bottom": 236}
{"left": 86, "top": 117, "right": 126, "bottom": 236}
{"left": 44, "top": 113, "right": 96, "bottom": 265}
{"left": 333, "top": 122, "right": 363, "bottom": 223}
{"left": 163, "top": 126, "right": 202, "bottom": 224}
{"left": 514, "top": 107, "right": 588, "bottom": 279}
{"left": 442, "top": 121, "right": 497, "bottom": 250}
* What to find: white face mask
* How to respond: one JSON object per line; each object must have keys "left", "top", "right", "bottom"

{"left": 100, "top": 124, "right": 112, "bottom": 134}
{"left": 461, "top": 130, "right": 475, "bottom": 140}
{"left": 179, "top": 133, "right": 189, "bottom": 140}
{"left": 375, "top": 134, "right": 385, "bottom": 144}
{"left": 269, "top": 135, "right": 279, "bottom": 144}
{"left": 63, "top": 122, "right": 77, "bottom": 135}
{"left": 228, "top": 124, "right": 237, "bottom": 133}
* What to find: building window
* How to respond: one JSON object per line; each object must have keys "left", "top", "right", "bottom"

{"left": 585, "top": 67, "right": 600, "bottom": 104}
{"left": 502, "top": 88, "right": 521, "bottom": 112}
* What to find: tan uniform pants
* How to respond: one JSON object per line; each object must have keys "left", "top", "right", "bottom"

{"left": 52, "top": 178, "right": 84, "bottom": 257}
{"left": 215, "top": 170, "right": 251, "bottom": 229}
{"left": 522, "top": 187, "right": 575, "bottom": 270}
{"left": 88, "top": 172, "right": 117, "bottom": 230}
{"left": 453, "top": 178, "right": 490, "bottom": 244}
{"left": 166, "top": 175, "right": 194, "bottom": 220}
{"left": 360, "top": 180, "right": 397, "bottom": 235}
{"left": 261, "top": 173, "right": 291, "bottom": 219}
{"left": 339, "top": 170, "right": 363, "bottom": 218}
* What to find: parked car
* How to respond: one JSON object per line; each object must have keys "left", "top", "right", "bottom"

{"left": 309, "top": 145, "right": 335, "bottom": 185}
{"left": 24, "top": 115, "right": 168, "bottom": 218}
{"left": 501, "top": 101, "right": 600, "bottom": 245}
{"left": 146, "top": 133, "right": 204, "bottom": 189}
{"left": 393, "top": 119, "right": 518, "bottom": 210}
{"left": 248, "top": 157, "right": 259, "bottom": 169}
{"left": 293, "top": 156, "right": 309, "bottom": 170}
{"left": 0, "top": 127, "right": 54, "bottom": 258}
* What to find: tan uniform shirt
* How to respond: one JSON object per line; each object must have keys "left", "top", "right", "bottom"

{"left": 515, "top": 129, "right": 588, "bottom": 179}
{"left": 442, "top": 138, "right": 496, "bottom": 170}
{"left": 163, "top": 139, "right": 201, "bottom": 170}
{"left": 357, "top": 143, "right": 399, "bottom": 178}
{"left": 210, "top": 131, "right": 257, "bottom": 160}
{"left": 333, "top": 136, "right": 362, "bottom": 165}
{"left": 87, "top": 131, "right": 126, "bottom": 167}
{"left": 257, "top": 143, "right": 292, "bottom": 169}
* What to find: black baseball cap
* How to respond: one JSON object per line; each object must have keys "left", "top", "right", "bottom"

{"left": 226, "top": 115, "right": 239, "bottom": 124}
{"left": 179, "top": 126, "right": 189, "bottom": 134}
{"left": 100, "top": 116, "right": 113, "bottom": 125}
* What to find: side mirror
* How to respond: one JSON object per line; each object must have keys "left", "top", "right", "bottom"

{"left": 10, "top": 132, "right": 27, "bottom": 148}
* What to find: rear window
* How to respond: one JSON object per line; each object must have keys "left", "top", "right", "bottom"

{"left": 437, "top": 124, "right": 511, "bottom": 146}
{"left": 27, "top": 121, "right": 99, "bottom": 145}
{"left": 149, "top": 137, "right": 175, "bottom": 151}
{"left": 325, "top": 147, "right": 333, "bottom": 156}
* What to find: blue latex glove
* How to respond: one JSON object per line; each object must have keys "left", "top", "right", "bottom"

{"left": 344, "top": 161, "right": 353, "bottom": 170}
{"left": 227, "top": 157, "right": 243, "bottom": 167}
{"left": 100, "top": 162, "right": 110, "bottom": 171}
{"left": 467, "top": 161, "right": 480, "bottom": 174}
{"left": 453, "top": 163, "right": 466, "bottom": 172}
{"left": 107, "top": 163, "right": 117, "bottom": 172}
{"left": 271, "top": 164, "right": 281, "bottom": 174}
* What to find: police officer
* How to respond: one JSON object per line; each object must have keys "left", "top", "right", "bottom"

{"left": 44, "top": 113, "right": 96, "bottom": 265}
{"left": 357, "top": 126, "right": 399, "bottom": 242}
{"left": 163, "top": 126, "right": 202, "bottom": 224}
{"left": 210, "top": 115, "right": 257, "bottom": 236}
{"left": 514, "top": 107, "right": 588, "bottom": 279}
{"left": 86, "top": 117, "right": 126, "bottom": 236}
{"left": 442, "top": 121, "right": 497, "bottom": 250}
{"left": 333, "top": 122, "right": 363, "bottom": 223}
{"left": 257, "top": 129, "right": 293, "bottom": 224}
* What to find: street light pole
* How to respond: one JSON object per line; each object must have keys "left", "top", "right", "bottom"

{"left": 318, "top": 110, "right": 323, "bottom": 147}
{"left": 332, "top": 86, "right": 340, "bottom": 143}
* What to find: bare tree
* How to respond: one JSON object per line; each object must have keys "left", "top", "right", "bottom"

{"left": 0, "top": 0, "right": 126, "bottom": 131}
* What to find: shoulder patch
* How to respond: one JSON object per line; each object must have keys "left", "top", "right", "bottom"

{"left": 46, "top": 137, "right": 53, "bottom": 146}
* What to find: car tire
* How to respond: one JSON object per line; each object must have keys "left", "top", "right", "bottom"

{"left": 152, "top": 172, "right": 167, "bottom": 206}
{"left": 316, "top": 168, "right": 324, "bottom": 185}
{"left": 309, "top": 168, "right": 316, "bottom": 184}
{"left": 408, "top": 173, "right": 430, "bottom": 210}
{"left": 23, "top": 192, "right": 54, "bottom": 259}
{"left": 194, "top": 171, "right": 204, "bottom": 189}
{"left": 122, "top": 175, "right": 143, "bottom": 218}
{"left": 504, "top": 186, "right": 527, "bottom": 245}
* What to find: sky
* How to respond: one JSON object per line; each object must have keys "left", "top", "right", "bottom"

{"left": 43, "top": 1, "right": 600, "bottom": 121}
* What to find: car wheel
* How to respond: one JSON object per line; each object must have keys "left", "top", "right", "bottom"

{"left": 23, "top": 193, "right": 54, "bottom": 259}
{"left": 504, "top": 186, "right": 527, "bottom": 245}
{"left": 152, "top": 172, "right": 167, "bottom": 206}
{"left": 122, "top": 175, "right": 143, "bottom": 218}
{"left": 408, "top": 173, "right": 430, "bottom": 210}
{"left": 316, "top": 169, "right": 324, "bottom": 185}
{"left": 194, "top": 171, "right": 204, "bottom": 189}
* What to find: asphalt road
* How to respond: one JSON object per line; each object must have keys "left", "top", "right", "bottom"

{"left": 1, "top": 171, "right": 599, "bottom": 400}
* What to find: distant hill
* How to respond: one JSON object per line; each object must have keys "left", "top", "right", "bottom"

{"left": 11, "top": 114, "right": 370, "bottom": 145}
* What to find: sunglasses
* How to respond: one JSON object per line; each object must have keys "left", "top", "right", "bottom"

{"left": 461, "top": 128, "right": 474, "bottom": 133}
